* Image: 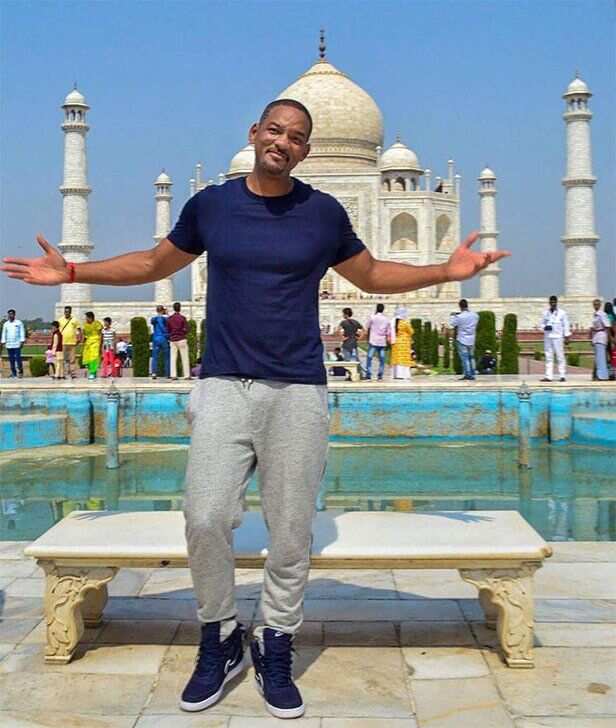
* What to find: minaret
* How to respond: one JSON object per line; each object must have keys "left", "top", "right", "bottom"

{"left": 478, "top": 166, "right": 500, "bottom": 299}
{"left": 59, "top": 87, "right": 93, "bottom": 305}
{"left": 153, "top": 170, "right": 174, "bottom": 304}
{"left": 561, "top": 73, "right": 598, "bottom": 296}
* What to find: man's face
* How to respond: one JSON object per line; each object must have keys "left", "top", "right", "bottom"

{"left": 549, "top": 298, "right": 557, "bottom": 310}
{"left": 593, "top": 300, "right": 601, "bottom": 311}
{"left": 7, "top": 311, "right": 15, "bottom": 321}
{"left": 64, "top": 307, "right": 71, "bottom": 318}
{"left": 249, "top": 105, "right": 311, "bottom": 178}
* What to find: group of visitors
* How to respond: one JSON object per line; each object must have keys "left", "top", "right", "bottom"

{"left": 149, "top": 302, "right": 192, "bottom": 380}
{"left": 330, "top": 294, "right": 616, "bottom": 383}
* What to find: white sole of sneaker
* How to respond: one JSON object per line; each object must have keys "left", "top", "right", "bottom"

{"left": 255, "top": 678, "right": 306, "bottom": 719}
{"left": 179, "top": 655, "right": 247, "bottom": 712}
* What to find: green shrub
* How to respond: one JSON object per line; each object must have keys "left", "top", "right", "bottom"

{"left": 533, "top": 350, "right": 544, "bottom": 361}
{"left": 421, "top": 321, "right": 432, "bottom": 364}
{"left": 187, "top": 320, "right": 198, "bottom": 367}
{"left": 500, "top": 313, "right": 519, "bottom": 374}
{"left": 566, "top": 352, "right": 580, "bottom": 367}
{"left": 130, "top": 317, "right": 150, "bottom": 377}
{"left": 200, "top": 318, "right": 207, "bottom": 357}
{"left": 431, "top": 328, "right": 439, "bottom": 367}
{"left": 29, "top": 355, "right": 48, "bottom": 377}
{"left": 474, "top": 311, "right": 497, "bottom": 369}
{"left": 452, "top": 340, "right": 463, "bottom": 374}
{"left": 410, "top": 319, "right": 421, "bottom": 363}
{"left": 443, "top": 333, "right": 451, "bottom": 370}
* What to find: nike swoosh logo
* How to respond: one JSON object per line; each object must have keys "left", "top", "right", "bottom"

{"left": 224, "top": 658, "right": 235, "bottom": 673}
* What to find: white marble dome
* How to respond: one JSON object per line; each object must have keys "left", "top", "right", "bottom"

{"left": 155, "top": 170, "right": 171, "bottom": 185}
{"left": 277, "top": 58, "right": 384, "bottom": 170}
{"left": 479, "top": 166, "right": 496, "bottom": 180}
{"left": 227, "top": 143, "right": 255, "bottom": 178}
{"left": 564, "top": 75, "right": 590, "bottom": 96}
{"left": 380, "top": 139, "right": 422, "bottom": 172}
{"left": 63, "top": 88, "right": 88, "bottom": 107}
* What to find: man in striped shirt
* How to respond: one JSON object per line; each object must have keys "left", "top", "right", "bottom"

{"left": 1, "top": 309, "right": 26, "bottom": 378}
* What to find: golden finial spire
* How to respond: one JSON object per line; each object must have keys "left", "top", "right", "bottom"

{"left": 319, "top": 28, "right": 326, "bottom": 60}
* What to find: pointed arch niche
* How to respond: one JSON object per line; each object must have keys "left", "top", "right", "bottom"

{"left": 390, "top": 212, "right": 418, "bottom": 251}
{"left": 436, "top": 214, "right": 454, "bottom": 250}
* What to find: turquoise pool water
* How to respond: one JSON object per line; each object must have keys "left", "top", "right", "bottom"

{"left": 1, "top": 440, "right": 614, "bottom": 541}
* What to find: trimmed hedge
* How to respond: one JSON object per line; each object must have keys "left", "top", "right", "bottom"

{"left": 421, "top": 321, "right": 432, "bottom": 364}
{"left": 130, "top": 317, "right": 150, "bottom": 377}
{"left": 431, "top": 328, "right": 439, "bottom": 367}
{"left": 200, "top": 318, "right": 207, "bottom": 358}
{"left": 187, "top": 320, "right": 198, "bottom": 368}
{"left": 566, "top": 352, "right": 580, "bottom": 367}
{"left": 29, "top": 355, "right": 48, "bottom": 377}
{"left": 443, "top": 333, "right": 451, "bottom": 370}
{"left": 410, "top": 319, "right": 422, "bottom": 363}
{"left": 500, "top": 313, "right": 519, "bottom": 374}
{"left": 474, "top": 311, "right": 497, "bottom": 368}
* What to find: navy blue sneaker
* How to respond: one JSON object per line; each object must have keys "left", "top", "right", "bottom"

{"left": 180, "top": 621, "right": 246, "bottom": 712}
{"left": 250, "top": 628, "right": 305, "bottom": 719}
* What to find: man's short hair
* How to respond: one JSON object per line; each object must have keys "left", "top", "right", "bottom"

{"left": 342, "top": 307, "right": 353, "bottom": 317}
{"left": 7, "top": 309, "right": 15, "bottom": 315}
{"left": 52, "top": 320, "right": 59, "bottom": 328}
{"left": 64, "top": 305, "right": 72, "bottom": 313}
{"left": 459, "top": 299, "right": 468, "bottom": 309}
{"left": 549, "top": 295, "right": 558, "bottom": 302}
{"left": 156, "top": 305, "right": 164, "bottom": 313}
{"left": 85, "top": 311, "right": 94, "bottom": 319}
{"left": 173, "top": 302, "right": 181, "bottom": 312}
{"left": 103, "top": 317, "right": 112, "bottom": 324}
{"left": 259, "top": 99, "right": 313, "bottom": 140}
{"left": 376, "top": 303, "right": 385, "bottom": 313}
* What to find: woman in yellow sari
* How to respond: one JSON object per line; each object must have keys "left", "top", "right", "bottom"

{"left": 82, "top": 311, "right": 103, "bottom": 380}
{"left": 389, "top": 306, "right": 414, "bottom": 379}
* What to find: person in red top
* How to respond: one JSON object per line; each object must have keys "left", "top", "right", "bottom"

{"left": 167, "top": 301, "right": 191, "bottom": 380}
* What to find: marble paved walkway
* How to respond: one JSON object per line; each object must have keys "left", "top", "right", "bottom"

{"left": 0, "top": 540, "right": 615, "bottom": 727}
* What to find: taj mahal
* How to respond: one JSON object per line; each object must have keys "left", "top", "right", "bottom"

{"left": 55, "top": 38, "right": 600, "bottom": 331}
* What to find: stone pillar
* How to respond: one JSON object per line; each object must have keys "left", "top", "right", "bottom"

{"left": 59, "top": 88, "right": 93, "bottom": 306}
{"left": 478, "top": 166, "right": 500, "bottom": 299}
{"left": 153, "top": 170, "right": 174, "bottom": 305}
{"left": 561, "top": 74, "right": 598, "bottom": 296}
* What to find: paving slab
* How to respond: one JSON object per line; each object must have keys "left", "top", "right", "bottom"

{"left": 108, "top": 568, "right": 153, "bottom": 597}
{"left": 515, "top": 719, "right": 616, "bottom": 727}
{"left": 136, "top": 717, "right": 228, "bottom": 728}
{"left": 324, "top": 621, "right": 398, "bottom": 646}
{"left": 97, "top": 619, "right": 180, "bottom": 645}
{"left": 0, "top": 542, "right": 29, "bottom": 560}
{"left": 0, "top": 560, "right": 38, "bottom": 578}
{"left": 300, "top": 598, "right": 462, "bottom": 622}
{"left": 0, "top": 672, "right": 156, "bottom": 714}
{"left": 484, "top": 647, "right": 616, "bottom": 716}
{"left": 400, "top": 621, "right": 475, "bottom": 647}
{"left": 403, "top": 646, "right": 490, "bottom": 680}
{"left": 393, "top": 569, "right": 476, "bottom": 599}
{"left": 2, "top": 577, "right": 44, "bottom": 598}
{"left": 229, "top": 718, "right": 320, "bottom": 727}
{"left": 0, "top": 596, "right": 45, "bottom": 620}
{"left": 411, "top": 676, "right": 515, "bottom": 727}
{"left": 322, "top": 720, "right": 418, "bottom": 727}
{"left": 0, "top": 712, "right": 139, "bottom": 727}
{"left": 549, "top": 541, "right": 616, "bottom": 563}
{"left": 296, "top": 621, "right": 324, "bottom": 646}
{"left": 459, "top": 598, "right": 616, "bottom": 623}
{"left": 534, "top": 564, "right": 616, "bottom": 599}
{"left": 0, "top": 618, "right": 40, "bottom": 644}
{"left": 305, "top": 569, "right": 398, "bottom": 599}
{"left": 22, "top": 618, "right": 100, "bottom": 645}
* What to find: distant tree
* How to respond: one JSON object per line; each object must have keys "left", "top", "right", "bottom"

{"left": 421, "top": 321, "right": 432, "bottom": 364}
{"left": 474, "top": 311, "right": 497, "bottom": 370}
{"left": 187, "top": 320, "right": 198, "bottom": 367}
{"left": 200, "top": 318, "right": 207, "bottom": 357}
{"left": 410, "top": 319, "right": 422, "bottom": 364}
{"left": 443, "top": 332, "right": 451, "bottom": 370}
{"left": 500, "top": 313, "right": 519, "bottom": 374}
{"left": 431, "top": 328, "right": 439, "bottom": 367}
{"left": 130, "top": 317, "right": 150, "bottom": 377}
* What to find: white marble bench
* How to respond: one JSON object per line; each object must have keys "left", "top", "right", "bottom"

{"left": 25, "top": 509, "right": 552, "bottom": 668}
{"left": 325, "top": 360, "right": 361, "bottom": 381}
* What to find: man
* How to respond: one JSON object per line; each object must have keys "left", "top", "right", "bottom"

{"left": 327, "top": 345, "right": 348, "bottom": 378}
{"left": 0, "top": 309, "right": 26, "bottom": 378}
{"left": 590, "top": 298, "right": 610, "bottom": 381}
{"left": 478, "top": 349, "right": 497, "bottom": 375}
{"left": 168, "top": 301, "right": 191, "bottom": 380}
{"left": 150, "top": 305, "right": 169, "bottom": 379}
{"left": 449, "top": 299, "right": 479, "bottom": 381}
{"left": 364, "top": 303, "right": 390, "bottom": 381}
{"left": 338, "top": 307, "right": 364, "bottom": 368}
{"left": 57, "top": 305, "right": 82, "bottom": 379}
{"left": 540, "top": 295, "right": 570, "bottom": 382}
{"left": 1, "top": 98, "right": 508, "bottom": 719}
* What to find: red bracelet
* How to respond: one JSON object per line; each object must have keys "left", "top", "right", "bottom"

{"left": 67, "top": 262, "right": 76, "bottom": 283}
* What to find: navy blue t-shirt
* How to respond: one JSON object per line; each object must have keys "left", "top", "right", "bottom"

{"left": 167, "top": 177, "right": 365, "bottom": 384}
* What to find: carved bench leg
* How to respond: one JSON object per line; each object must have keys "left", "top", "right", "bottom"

{"left": 82, "top": 583, "right": 109, "bottom": 628}
{"left": 39, "top": 561, "right": 117, "bottom": 664}
{"left": 478, "top": 588, "right": 498, "bottom": 629}
{"left": 459, "top": 565, "right": 538, "bottom": 669}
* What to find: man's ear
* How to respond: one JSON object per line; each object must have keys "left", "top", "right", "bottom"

{"left": 248, "top": 123, "right": 259, "bottom": 144}
{"left": 301, "top": 143, "right": 311, "bottom": 161}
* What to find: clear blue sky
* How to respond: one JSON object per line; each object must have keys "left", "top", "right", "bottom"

{"left": 1, "top": 0, "right": 614, "bottom": 318}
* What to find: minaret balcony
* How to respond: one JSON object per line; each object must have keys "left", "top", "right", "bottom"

{"left": 61, "top": 122, "right": 90, "bottom": 132}
{"left": 561, "top": 176, "right": 596, "bottom": 188}
{"left": 59, "top": 185, "right": 92, "bottom": 195}
{"left": 563, "top": 110, "right": 592, "bottom": 122}
{"left": 561, "top": 235, "right": 599, "bottom": 246}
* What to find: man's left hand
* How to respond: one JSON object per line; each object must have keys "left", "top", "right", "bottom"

{"left": 445, "top": 231, "right": 511, "bottom": 282}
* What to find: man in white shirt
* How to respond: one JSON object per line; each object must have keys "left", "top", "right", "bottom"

{"left": 540, "top": 295, "right": 571, "bottom": 382}
{"left": 590, "top": 298, "right": 610, "bottom": 381}
{"left": 0, "top": 309, "right": 26, "bottom": 378}
{"left": 449, "top": 299, "right": 479, "bottom": 380}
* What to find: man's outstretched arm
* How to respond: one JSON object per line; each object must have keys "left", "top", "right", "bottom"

{"left": 1, "top": 235, "right": 197, "bottom": 287}
{"left": 334, "top": 231, "right": 510, "bottom": 294}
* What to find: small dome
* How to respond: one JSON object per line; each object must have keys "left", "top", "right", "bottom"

{"left": 63, "top": 88, "right": 88, "bottom": 107}
{"left": 564, "top": 75, "right": 590, "bottom": 96}
{"left": 155, "top": 170, "right": 172, "bottom": 185}
{"left": 380, "top": 139, "right": 422, "bottom": 172}
{"left": 227, "top": 144, "right": 255, "bottom": 177}
{"left": 479, "top": 166, "right": 496, "bottom": 180}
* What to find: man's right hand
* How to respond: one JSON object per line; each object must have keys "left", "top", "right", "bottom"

{"left": 1, "top": 235, "right": 69, "bottom": 286}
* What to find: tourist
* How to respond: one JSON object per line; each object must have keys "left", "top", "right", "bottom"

{"left": 116, "top": 337, "right": 128, "bottom": 367}
{"left": 540, "top": 295, "right": 570, "bottom": 382}
{"left": 328, "top": 345, "right": 348, "bottom": 378}
{"left": 50, "top": 320, "right": 64, "bottom": 379}
{"left": 0, "top": 309, "right": 25, "bottom": 378}
{"left": 338, "top": 307, "right": 364, "bottom": 371}
{"left": 101, "top": 317, "right": 116, "bottom": 378}
{"left": 449, "top": 299, "right": 479, "bottom": 381}
{"left": 58, "top": 305, "right": 82, "bottom": 379}
{"left": 478, "top": 349, "right": 497, "bottom": 375}
{"left": 389, "top": 306, "right": 413, "bottom": 380}
{"left": 168, "top": 301, "right": 191, "bottom": 381}
{"left": 150, "top": 305, "right": 169, "bottom": 379}
{"left": 590, "top": 299, "right": 610, "bottom": 381}
{"left": 2, "top": 97, "right": 507, "bottom": 720}
{"left": 82, "top": 311, "right": 103, "bottom": 380}
{"left": 364, "top": 303, "right": 389, "bottom": 381}
{"left": 604, "top": 302, "right": 616, "bottom": 380}
{"left": 45, "top": 346, "right": 55, "bottom": 377}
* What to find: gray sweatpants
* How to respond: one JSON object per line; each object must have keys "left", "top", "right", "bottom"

{"left": 184, "top": 376, "right": 329, "bottom": 639}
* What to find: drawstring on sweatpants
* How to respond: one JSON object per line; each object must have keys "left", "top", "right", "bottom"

{"left": 240, "top": 378, "right": 254, "bottom": 390}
